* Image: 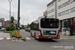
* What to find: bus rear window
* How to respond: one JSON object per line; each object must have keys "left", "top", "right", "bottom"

{"left": 41, "top": 18, "right": 59, "bottom": 28}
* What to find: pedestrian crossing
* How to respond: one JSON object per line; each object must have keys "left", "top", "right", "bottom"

{"left": 0, "top": 32, "right": 11, "bottom": 41}
{"left": 60, "top": 38, "right": 68, "bottom": 40}
{"left": 0, "top": 38, "right": 3, "bottom": 40}
{"left": 25, "top": 37, "right": 31, "bottom": 40}
{"left": 0, "top": 37, "right": 11, "bottom": 40}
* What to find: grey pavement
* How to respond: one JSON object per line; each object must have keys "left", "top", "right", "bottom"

{"left": 20, "top": 30, "right": 75, "bottom": 40}
{"left": 60, "top": 33, "right": 75, "bottom": 40}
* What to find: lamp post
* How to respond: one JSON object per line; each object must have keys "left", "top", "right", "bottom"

{"left": 11, "top": 12, "right": 17, "bottom": 17}
{"left": 8, "top": 0, "right": 12, "bottom": 31}
{"left": 17, "top": 0, "right": 20, "bottom": 38}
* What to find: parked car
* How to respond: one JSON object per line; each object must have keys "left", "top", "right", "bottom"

{"left": 25, "top": 28, "right": 28, "bottom": 31}
{"left": 1, "top": 28, "right": 6, "bottom": 31}
{"left": 28, "top": 28, "right": 30, "bottom": 32}
{"left": 25, "top": 28, "right": 30, "bottom": 32}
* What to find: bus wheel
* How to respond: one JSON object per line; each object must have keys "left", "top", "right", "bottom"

{"left": 34, "top": 33, "right": 36, "bottom": 39}
{"left": 34, "top": 33, "right": 38, "bottom": 40}
{"left": 30, "top": 33, "right": 33, "bottom": 37}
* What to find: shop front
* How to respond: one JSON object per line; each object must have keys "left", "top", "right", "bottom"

{"left": 61, "top": 17, "right": 75, "bottom": 35}
{"left": 72, "top": 18, "right": 75, "bottom": 34}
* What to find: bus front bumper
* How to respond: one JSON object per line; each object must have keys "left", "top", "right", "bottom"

{"left": 37, "top": 35, "right": 60, "bottom": 39}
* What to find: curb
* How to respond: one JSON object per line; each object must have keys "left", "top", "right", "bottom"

{"left": 3, "top": 32, "right": 12, "bottom": 38}
{"left": 60, "top": 35, "right": 75, "bottom": 40}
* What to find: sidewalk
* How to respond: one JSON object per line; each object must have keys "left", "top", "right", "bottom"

{"left": 60, "top": 33, "right": 75, "bottom": 40}
{"left": 0, "top": 32, "right": 11, "bottom": 40}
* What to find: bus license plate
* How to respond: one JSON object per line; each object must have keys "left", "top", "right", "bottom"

{"left": 43, "top": 31, "right": 56, "bottom": 35}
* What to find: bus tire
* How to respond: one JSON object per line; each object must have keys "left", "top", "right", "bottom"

{"left": 30, "top": 33, "right": 33, "bottom": 37}
{"left": 34, "top": 33, "right": 38, "bottom": 40}
{"left": 34, "top": 33, "right": 36, "bottom": 39}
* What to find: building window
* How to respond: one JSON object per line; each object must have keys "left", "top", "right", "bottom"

{"left": 71, "top": 7, "right": 75, "bottom": 12}
{"left": 58, "top": 0, "right": 75, "bottom": 9}
{"left": 58, "top": 7, "right": 75, "bottom": 16}
{"left": 47, "top": 9, "right": 54, "bottom": 14}
{"left": 58, "top": 13, "right": 61, "bottom": 16}
{"left": 62, "top": 11, "right": 66, "bottom": 15}
{"left": 58, "top": 0, "right": 61, "bottom": 2}
{"left": 66, "top": 10, "right": 71, "bottom": 14}
{"left": 70, "top": 0, "right": 74, "bottom": 3}
{"left": 48, "top": 3, "right": 54, "bottom": 8}
{"left": 48, "top": 15, "right": 54, "bottom": 18}
{"left": 64, "top": 19, "right": 71, "bottom": 28}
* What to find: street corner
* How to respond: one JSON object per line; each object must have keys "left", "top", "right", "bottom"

{"left": 11, "top": 36, "right": 26, "bottom": 42}
{"left": 0, "top": 32, "right": 11, "bottom": 41}
{"left": 0, "top": 37, "right": 11, "bottom": 41}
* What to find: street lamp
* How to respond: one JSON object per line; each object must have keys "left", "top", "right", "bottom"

{"left": 17, "top": 0, "right": 20, "bottom": 38}
{"left": 8, "top": 0, "right": 12, "bottom": 31}
{"left": 11, "top": 12, "right": 17, "bottom": 19}
{"left": 11, "top": 12, "right": 17, "bottom": 17}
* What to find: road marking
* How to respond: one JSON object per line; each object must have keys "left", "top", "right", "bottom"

{"left": 60, "top": 38, "right": 68, "bottom": 40}
{"left": 0, "top": 38, "right": 3, "bottom": 40}
{"left": 0, "top": 37, "right": 11, "bottom": 40}
{"left": 31, "top": 37, "right": 35, "bottom": 39}
{"left": 25, "top": 37, "right": 31, "bottom": 40}
{"left": 7, "top": 38, "right": 11, "bottom": 40}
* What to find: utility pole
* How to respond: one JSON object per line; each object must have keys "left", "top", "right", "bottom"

{"left": 17, "top": 0, "right": 20, "bottom": 38}
{"left": 55, "top": 0, "right": 57, "bottom": 18}
{"left": 12, "top": 12, "right": 17, "bottom": 17}
{"left": 8, "top": 0, "right": 12, "bottom": 31}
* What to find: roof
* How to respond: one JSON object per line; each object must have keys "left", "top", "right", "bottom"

{"left": 47, "top": 0, "right": 56, "bottom": 7}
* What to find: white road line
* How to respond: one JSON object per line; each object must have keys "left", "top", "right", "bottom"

{"left": 7, "top": 38, "right": 11, "bottom": 40}
{"left": 25, "top": 37, "right": 31, "bottom": 40}
{"left": 60, "top": 38, "right": 68, "bottom": 40}
{"left": 31, "top": 37, "right": 34, "bottom": 39}
{"left": 0, "top": 38, "right": 3, "bottom": 40}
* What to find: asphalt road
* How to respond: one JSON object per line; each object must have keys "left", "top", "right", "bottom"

{"left": 0, "top": 30, "right": 75, "bottom": 50}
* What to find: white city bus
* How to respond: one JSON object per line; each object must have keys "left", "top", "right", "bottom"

{"left": 30, "top": 18, "right": 60, "bottom": 40}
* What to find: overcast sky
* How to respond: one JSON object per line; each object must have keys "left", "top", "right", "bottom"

{"left": 0, "top": 0, "right": 52, "bottom": 25}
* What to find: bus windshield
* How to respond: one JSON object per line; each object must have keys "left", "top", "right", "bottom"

{"left": 41, "top": 18, "right": 59, "bottom": 28}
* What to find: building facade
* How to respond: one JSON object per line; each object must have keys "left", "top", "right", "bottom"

{"left": 0, "top": 21, "right": 9, "bottom": 28}
{"left": 4, "top": 21, "right": 9, "bottom": 27}
{"left": 43, "top": 10, "right": 47, "bottom": 18}
{"left": 47, "top": 0, "right": 55, "bottom": 18}
{"left": 47, "top": 0, "right": 75, "bottom": 34}
{"left": 0, "top": 18, "right": 10, "bottom": 28}
{"left": 0, "top": 18, "right": 4, "bottom": 28}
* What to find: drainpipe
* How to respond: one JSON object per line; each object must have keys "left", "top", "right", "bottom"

{"left": 55, "top": 0, "right": 57, "bottom": 18}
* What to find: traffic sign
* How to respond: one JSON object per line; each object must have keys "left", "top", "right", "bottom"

{"left": 17, "top": 27, "right": 20, "bottom": 30}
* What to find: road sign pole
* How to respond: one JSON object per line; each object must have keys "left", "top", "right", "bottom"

{"left": 17, "top": 0, "right": 20, "bottom": 38}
